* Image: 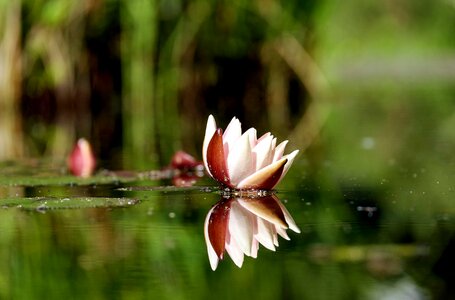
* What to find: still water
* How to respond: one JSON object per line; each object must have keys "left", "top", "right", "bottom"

{"left": 0, "top": 158, "right": 453, "bottom": 300}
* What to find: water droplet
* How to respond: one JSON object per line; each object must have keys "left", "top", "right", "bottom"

{"left": 36, "top": 204, "right": 47, "bottom": 213}
{"left": 357, "top": 206, "right": 377, "bottom": 217}
{"left": 361, "top": 137, "right": 375, "bottom": 150}
{"left": 169, "top": 212, "right": 176, "bottom": 218}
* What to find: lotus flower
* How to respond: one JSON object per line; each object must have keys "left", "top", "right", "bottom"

{"left": 202, "top": 115, "right": 299, "bottom": 189}
{"left": 68, "top": 138, "right": 96, "bottom": 177}
{"left": 204, "top": 194, "right": 300, "bottom": 270}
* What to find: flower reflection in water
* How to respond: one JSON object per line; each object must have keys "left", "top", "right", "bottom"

{"left": 204, "top": 193, "right": 300, "bottom": 270}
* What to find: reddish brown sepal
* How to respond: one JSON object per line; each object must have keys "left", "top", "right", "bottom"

{"left": 245, "top": 159, "right": 287, "bottom": 190}
{"left": 241, "top": 195, "right": 287, "bottom": 228}
{"left": 208, "top": 199, "right": 231, "bottom": 259}
{"left": 206, "top": 129, "right": 232, "bottom": 187}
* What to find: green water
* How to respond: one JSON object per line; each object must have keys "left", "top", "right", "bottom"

{"left": 0, "top": 157, "right": 453, "bottom": 300}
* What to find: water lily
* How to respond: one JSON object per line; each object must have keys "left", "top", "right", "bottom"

{"left": 202, "top": 115, "right": 299, "bottom": 189}
{"left": 68, "top": 138, "right": 96, "bottom": 177}
{"left": 204, "top": 195, "right": 300, "bottom": 270}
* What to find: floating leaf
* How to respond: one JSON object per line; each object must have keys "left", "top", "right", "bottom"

{"left": 0, "top": 197, "right": 139, "bottom": 211}
{"left": 118, "top": 185, "right": 216, "bottom": 193}
{"left": 0, "top": 160, "right": 204, "bottom": 187}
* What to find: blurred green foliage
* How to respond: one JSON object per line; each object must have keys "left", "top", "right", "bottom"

{"left": 1, "top": 0, "right": 453, "bottom": 171}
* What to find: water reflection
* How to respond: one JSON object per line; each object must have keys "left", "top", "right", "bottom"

{"left": 307, "top": 243, "right": 430, "bottom": 299}
{"left": 204, "top": 193, "right": 300, "bottom": 270}
{"left": 363, "top": 249, "right": 429, "bottom": 300}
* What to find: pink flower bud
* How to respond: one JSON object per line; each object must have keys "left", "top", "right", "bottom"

{"left": 68, "top": 138, "right": 96, "bottom": 177}
{"left": 170, "top": 150, "right": 203, "bottom": 170}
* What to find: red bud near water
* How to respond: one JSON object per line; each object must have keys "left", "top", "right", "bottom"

{"left": 170, "top": 150, "right": 202, "bottom": 170}
{"left": 68, "top": 138, "right": 96, "bottom": 177}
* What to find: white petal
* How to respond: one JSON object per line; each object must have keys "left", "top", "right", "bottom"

{"left": 207, "top": 245, "right": 219, "bottom": 270}
{"left": 243, "top": 128, "right": 257, "bottom": 149}
{"left": 228, "top": 201, "right": 254, "bottom": 256}
{"left": 273, "top": 140, "right": 288, "bottom": 162}
{"left": 255, "top": 218, "right": 276, "bottom": 251}
{"left": 223, "top": 117, "right": 241, "bottom": 147}
{"left": 237, "top": 198, "right": 287, "bottom": 229}
{"left": 251, "top": 238, "right": 259, "bottom": 259}
{"left": 225, "top": 232, "right": 244, "bottom": 268}
{"left": 278, "top": 150, "right": 299, "bottom": 183}
{"left": 277, "top": 226, "right": 290, "bottom": 240}
{"left": 226, "top": 132, "right": 255, "bottom": 186}
{"left": 250, "top": 218, "right": 259, "bottom": 258}
{"left": 271, "top": 138, "right": 277, "bottom": 151}
{"left": 204, "top": 205, "right": 220, "bottom": 270}
{"left": 272, "top": 226, "right": 279, "bottom": 247}
{"left": 202, "top": 115, "right": 217, "bottom": 177}
{"left": 276, "top": 199, "right": 301, "bottom": 233}
{"left": 236, "top": 158, "right": 287, "bottom": 189}
{"left": 257, "top": 132, "right": 271, "bottom": 144}
{"left": 253, "top": 135, "right": 274, "bottom": 171}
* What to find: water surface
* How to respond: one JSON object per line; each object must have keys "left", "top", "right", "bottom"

{"left": 0, "top": 158, "right": 453, "bottom": 299}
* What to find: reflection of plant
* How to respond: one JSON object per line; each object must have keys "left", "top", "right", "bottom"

{"left": 204, "top": 194, "right": 300, "bottom": 270}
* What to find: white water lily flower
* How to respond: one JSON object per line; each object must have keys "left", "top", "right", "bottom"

{"left": 204, "top": 195, "right": 300, "bottom": 270}
{"left": 202, "top": 115, "right": 299, "bottom": 189}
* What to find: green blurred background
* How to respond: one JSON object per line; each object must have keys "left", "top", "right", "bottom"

{"left": 0, "top": 0, "right": 451, "bottom": 169}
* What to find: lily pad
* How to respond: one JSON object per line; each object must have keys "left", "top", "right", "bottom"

{"left": 0, "top": 196, "right": 139, "bottom": 211}
{"left": 117, "top": 185, "right": 216, "bottom": 193}
{"left": 0, "top": 160, "right": 174, "bottom": 187}
{"left": 0, "top": 174, "right": 141, "bottom": 187}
